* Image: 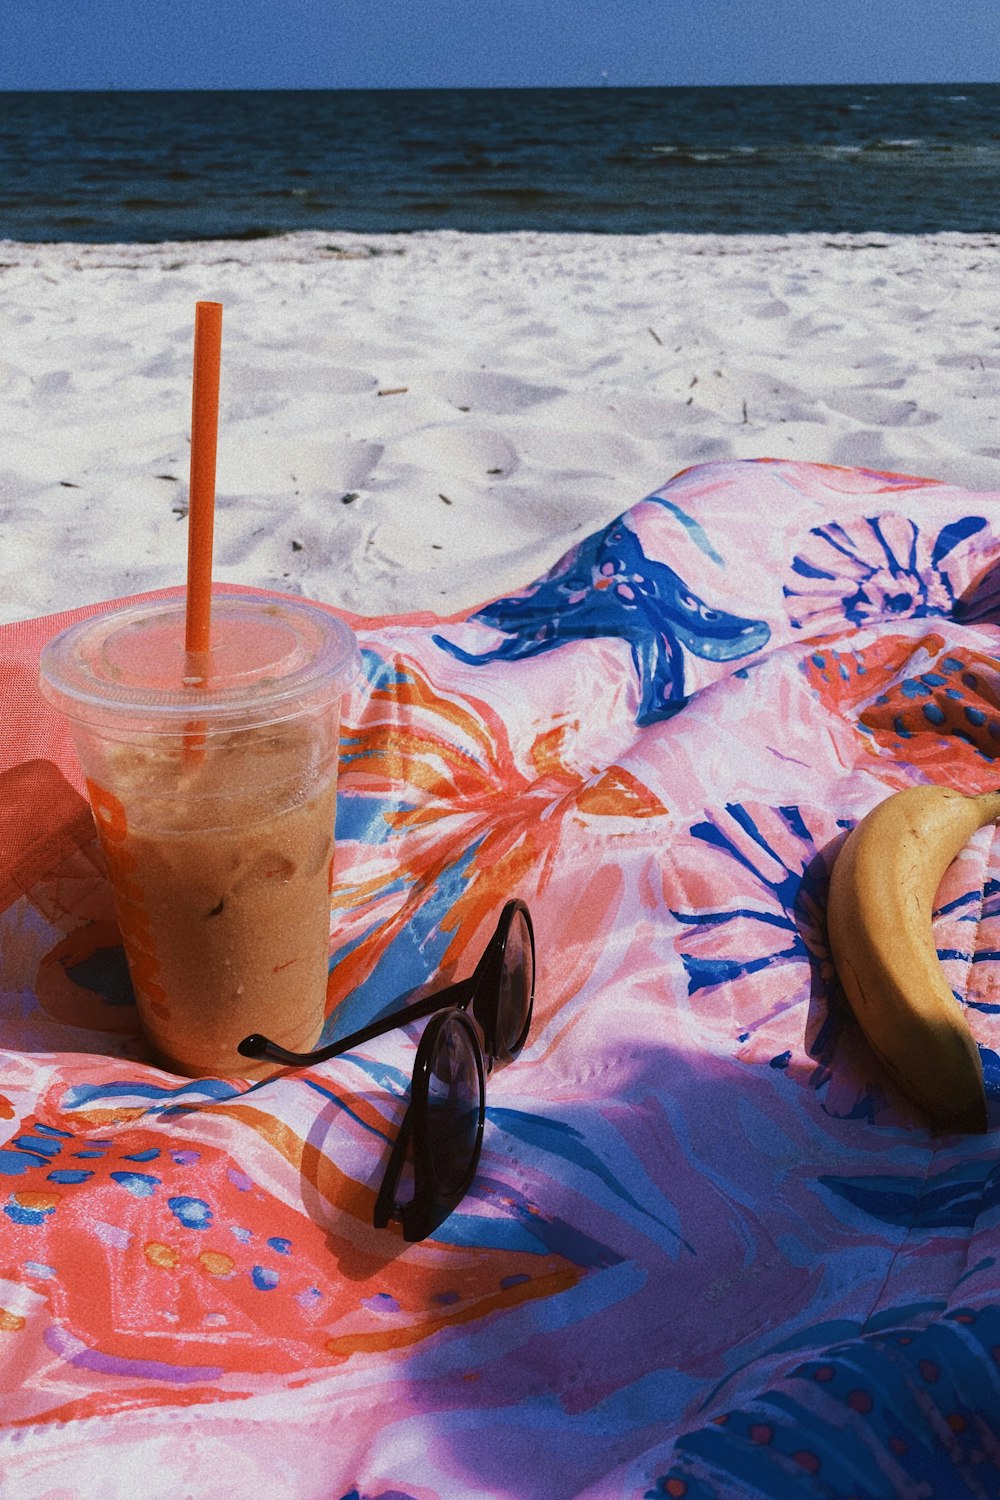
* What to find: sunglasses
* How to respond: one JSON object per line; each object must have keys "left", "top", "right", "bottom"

{"left": 238, "top": 899, "right": 535, "bottom": 1243}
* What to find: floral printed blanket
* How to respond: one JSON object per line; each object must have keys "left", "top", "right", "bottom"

{"left": 3, "top": 458, "right": 1000, "bottom": 1499}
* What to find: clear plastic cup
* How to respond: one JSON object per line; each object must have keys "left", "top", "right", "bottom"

{"left": 39, "top": 592, "right": 360, "bottom": 1079}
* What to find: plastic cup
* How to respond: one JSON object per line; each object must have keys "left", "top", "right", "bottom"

{"left": 39, "top": 592, "right": 360, "bottom": 1079}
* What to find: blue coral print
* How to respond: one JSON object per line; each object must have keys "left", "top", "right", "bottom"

{"left": 650, "top": 1303, "right": 1000, "bottom": 1499}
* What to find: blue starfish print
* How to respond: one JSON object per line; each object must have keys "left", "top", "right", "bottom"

{"left": 434, "top": 516, "right": 771, "bottom": 725}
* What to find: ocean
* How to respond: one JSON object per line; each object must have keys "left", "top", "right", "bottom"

{"left": 1, "top": 84, "right": 998, "bottom": 243}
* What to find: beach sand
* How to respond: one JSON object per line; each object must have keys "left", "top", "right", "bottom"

{"left": 1, "top": 229, "right": 999, "bottom": 624}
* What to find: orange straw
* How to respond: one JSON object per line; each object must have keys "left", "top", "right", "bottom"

{"left": 185, "top": 300, "right": 223, "bottom": 656}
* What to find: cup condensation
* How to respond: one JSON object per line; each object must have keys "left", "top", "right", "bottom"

{"left": 39, "top": 592, "right": 360, "bottom": 1078}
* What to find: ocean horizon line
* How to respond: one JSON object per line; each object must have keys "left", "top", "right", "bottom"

{"left": 1, "top": 79, "right": 996, "bottom": 96}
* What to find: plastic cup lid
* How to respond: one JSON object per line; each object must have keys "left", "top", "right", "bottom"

{"left": 39, "top": 592, "right": 361, "bottom": 730}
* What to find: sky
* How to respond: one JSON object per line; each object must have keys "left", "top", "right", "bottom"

{"left": 2, "top": 0, "right": 998, "bottom": 91}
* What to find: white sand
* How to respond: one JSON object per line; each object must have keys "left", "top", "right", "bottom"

{"left": 1, "top": 229, "right": 999, "bottom": 624}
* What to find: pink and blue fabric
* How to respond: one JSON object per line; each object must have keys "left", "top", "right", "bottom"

{"left": 3, "top": 458, "right": 1000, "bottom": 1497}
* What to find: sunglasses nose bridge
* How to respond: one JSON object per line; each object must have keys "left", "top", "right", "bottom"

{"left": 461, "top": 998, "right": 497, "bottom": 1072}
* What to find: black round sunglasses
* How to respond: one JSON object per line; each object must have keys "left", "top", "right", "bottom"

{"left": 238, "top": 899, "right": 535, "bottom": 1243}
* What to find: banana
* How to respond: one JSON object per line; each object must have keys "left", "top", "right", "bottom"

{"left": 826, "top": 784, "right": 1000, "bottom": 1134}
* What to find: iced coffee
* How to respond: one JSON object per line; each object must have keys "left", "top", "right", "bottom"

{"left": 39, "top": 593, "right": 360, "bottom": 1078}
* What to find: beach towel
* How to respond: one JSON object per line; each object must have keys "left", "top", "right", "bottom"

{"left": 3, "top": 457, "right": 1000, "bottom": 1499}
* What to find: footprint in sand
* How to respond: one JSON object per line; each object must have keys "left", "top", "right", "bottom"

{"left": 385, "top": 423, "right": 518, "bottom": 480}
{"left": 424, "top": 370, "right": 565, "bottom": 415}
{"left": 829, "top": 428, "right": 905, "bottom": 471}
{"left": 823, "top": 389, "right": 939, "bottom": 427}
{"left": 510, "top": 421, "right": 641, "bottom": 476}
{"left": 649, "top": 366, "right": 813, "bottom": 427}
{"left": 225, "top": 364, "right": 378, "bottom": 422}
{"left": 33, "top": 370, "right": 75, "bottom": 399}
{"left": 139, "top": 349, "right": 188, "bottom": 380}
{"left": 217, "top": 437, "right": 384, "bottom": 495}
{"left": 750, "top": 299, "right": 791, "bottom": 320}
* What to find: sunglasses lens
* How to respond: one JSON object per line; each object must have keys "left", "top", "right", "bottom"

{"left": 426, "top": 1015, "right": 482, "bottom": 1195}
{"left": 498, "top": 907, "right": 533, "bottom": 1055}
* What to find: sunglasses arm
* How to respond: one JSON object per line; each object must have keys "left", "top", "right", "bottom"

{"left": 238, "top": 975, "right": 478, "bottom": 1067}
{"left": 372, "top": 1104, "right": 414, "bottom": 1230}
